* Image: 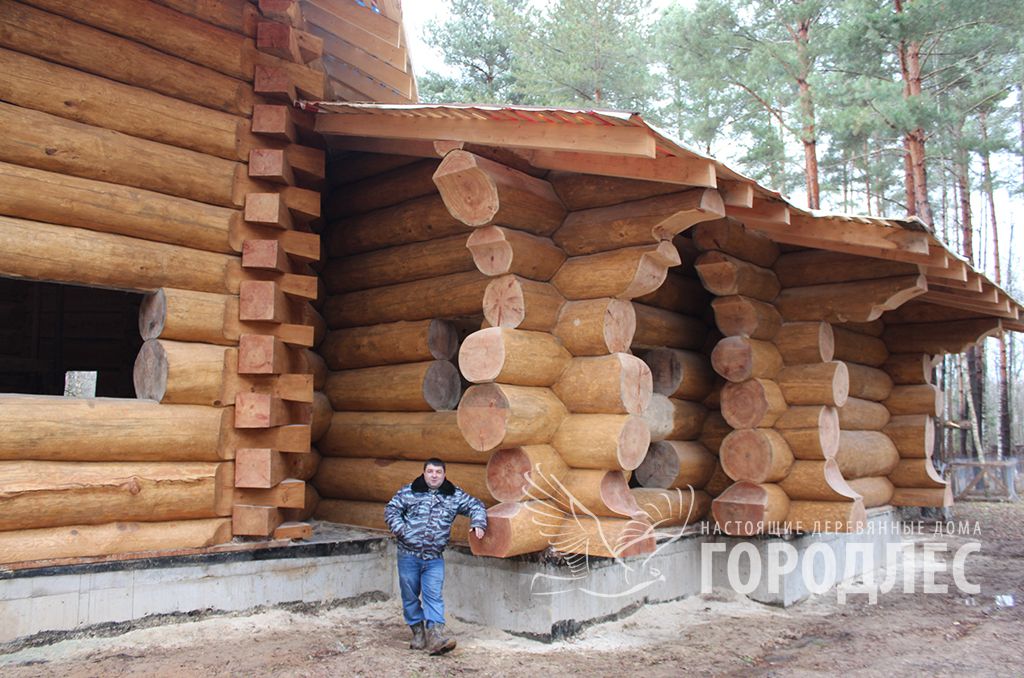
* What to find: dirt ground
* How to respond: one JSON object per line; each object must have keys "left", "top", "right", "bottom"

{"left": 1, "top": 502, "right": 1021, "bottom": 678}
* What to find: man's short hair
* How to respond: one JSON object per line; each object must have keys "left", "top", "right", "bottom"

{"left": 423, "top": 458, "right": 446, "bottom": 471}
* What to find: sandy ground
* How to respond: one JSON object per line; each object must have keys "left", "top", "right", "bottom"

{"left": 1, "top": 502, "right": 1021, "bottom": 678}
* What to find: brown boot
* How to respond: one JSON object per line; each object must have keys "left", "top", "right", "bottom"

{"left": 409, "top": 622, "right": 426, "bottom": 650}
{"left": 426, "top": 623, "right": 456, "bottom": 655}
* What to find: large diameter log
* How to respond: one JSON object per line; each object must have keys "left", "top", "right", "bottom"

{"left": 322, "top": 234, "right": 474, "bottom": 294}
{"left": 315, "top": 458, "right": 493, "bottom": 506}
{"left": 631, "top": 304, "right": 708, "bottom": 350}
{"left": 324, "top": 361, "right": 461, "bottom": 412}
{"left": 640, "top": 348, "right": 715, "bottom": 401}
{"left": 0, "top": 396, "right": 228, "bottom": 462}
{"left": 882, "top": 318, "right": 1001, "bottom": 355}
{"left": 0, "top": 518, "right": 232, "bottom": 565}
{"left": 634, "top": 273, "right": 710, "bottom": 316}
{"left": 553, "top": 515, "right": 655, "bottom": 558}
{"left": 835, "top": 431, "right": 900, "bottom": 479}
{"left": 486, "top": 445, "right": 568, "bottom": 503}
{"left": 324, "top": 271, "right": 489, "bottom": 328}
{"left": 845, "top": 363, "right": 894, "bottom": 402}
{"left": 711, "top": 482, "right": 790, "bottom": 535}
{"left": 704, "top": 463, "right": 732, "bottom": 497}
{"left": 321, "top": 320, "right": 459, "bottom": 370}
{"left": 554, "top": 188, "right": 725, "bottom": 256}
{"left": 711, "top": 336, "right": 783, "bottom": 383}
{"left": 884, "top": 384, "right": 943, "bottom": 417}
{"left": 883, "top": 353, "right": 934, "bottom": 385}
{"left": 632, "top": 487, "right": 711, "bottom": 526}
{"left": 552, "top": 353, "right": 652, "bottom": 415}
{"left": 311, "top": 391, "right": 333, "bottom": 443}
{"left": 692, "top": 217, "right": 779, "bottom": 267}
{"left": 884, "top": 415, "right": 935, "bottom": 458}
{"left": 721, "top": 378, "right": 786, "bottom": 429}
{"left": 327, "top": 159, "right": 440, "bottom": 220}
{"left": 635, "top": 440, "right": 717, "bottom": 489}
{"left": 552, "top": 469, "right": 643, "bottom": 518}
{"left": 778, "top": 459, "right": 860, "bottom": 501}
{"left": 0, "top": 216, "right": 235, "bottom": 295}
{"left": 327, "top": 195, "right": 467, "bottom": 257}
{"left": 775, "top": 275, "right": 928, "bottom": 323}
{"left": 699, "top": 411, "right": 731, "bottom": 454}
{"left": 552, "top": 415, "right": 650, "bottom": 471}
{"left": 315, "top": 499, "right": 472, "bottom": 543}
{"left": 281, "top": 484, "right": 320, "bottom": 523}
{"left": 694, "top": 251, "right": 780, "bottom": 301}
{"left": 134, "top": 340, "right": 231, "bottom": 406}
{"left": 775, "top": 406, "right": 840, "bottom": 460}
{"left": 549, "top": 171, "right": 679, "bottom": 211}
{"left": 773, "top": 322, "right": 835, "bottom": 364}
{"left": 891, "top": 486, "right": 953, "bottom": 507}
{"left": 785, "top": 499, "right": 866, "bottom": 533}
{"left": 285, "top": 448, "right": 322, "bottom": 482}
{"left": 458, "top": 384, "right": 567, "bottom": 451}
{"left": 140, "top": 288, "right": 235, "bottom": 346}
{"left": 483, "top": 275, "right": 565, "bottom": 330}
{"left": 470, "top": 501, "right": 556, "bottom": 558}
{"left": 838, "top": 397, "right": 891, "bottom": 430}
{"left": 720, "top": 428, "right": 794, "bottom": 483}
{"left": 846, "top": 477, "right": 895, "bottom": 507}
{"left": 832, "top": 327, "right": 888, "bottom": 367}
{"left": 553, "top": 298, "right": 636, "bottom": 355}
{"left": 711, "top": 295, "right": 781, "bottom": 340}
{"left": 642, "top": 394, "right": 708, "bottom": 442}
{"left": 777, "top": 361, "right": 849, "bottom": 407}
{"left": 466, "top": 226, "right": 566, "bottom": 280}
{"left": 319, "top": 411, "right": 485, "bottom": 463}
{"left": 888, "top": 459, "right": 946, "bottom": 489}
{"left": 551, "top": 242, "right": 681, "bottom": 301}
{"left": 774, "top": 249, "right": 922, "bottom": 287}
{"left": 460, "top": 327, "right": 572, "bottom": 386}
{"left": 0, "top": 461, "right": 225, "bottom": 531}
{"left": 433, "top": 150, "right": 566, "bottom": 234}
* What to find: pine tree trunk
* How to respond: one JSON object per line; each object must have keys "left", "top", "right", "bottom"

{"left": 795, "top": 20, "right": 820, "bottom": 210}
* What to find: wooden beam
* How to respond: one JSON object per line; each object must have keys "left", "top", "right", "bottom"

{"left": 324, "top": 136, "right": 444, "bottom": 158}
{"left": 725, "top": 199, "right": 790, "bottom": 228}
{"left": 925, "top": 260, "right": 969, "bottom": 283}
{"left": 309, "top": 0, "right": 402, "bottom": 46}
{"left": 310, "top": 24, "right": 413, "bottom": 98}
{"left": 883, "top": 318, "right": 1003, "bottom": 355}
{"left": 775, "top": 275, "right": 928, "bottom": 323}
{"left": 749, "top": 214, "right": 934, "bottom": 265}
{"left": 315, "top": 114, "right": 658, "bottom": 158}
{"left": 526, "top": 150, "right": 716, "bottom": 187}
{"left": 303, "top": 0, "right": 406, "bottom": 70}
{"left": 718, "top": 180, "right": 755, "bottom": 208}
{"left": 920, "top": 290, "right": 1016, "bottom": 318}
{"left": 321, "top": 56, "right": 412, "bottom": 104}
{"left": 926, "top": 273, "right": 983, "bottom": 293}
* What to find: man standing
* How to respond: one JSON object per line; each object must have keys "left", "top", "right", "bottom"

{"left": 384, "top": 458, "right": 487, "bottom": 655}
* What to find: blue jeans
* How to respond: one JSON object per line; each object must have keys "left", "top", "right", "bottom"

{"left": 397, "top": 553, "right": 445, "bottom": 627}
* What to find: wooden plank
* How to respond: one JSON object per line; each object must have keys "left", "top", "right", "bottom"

{"left": 310, "top": 24, "right": 413, "bottom": 97}
{"left": 322, "top": 57, "right": 412, "bottom": 104}
{"left": 273, "top": 521, "right": 312, "bottom": 539}
{"left": 926, "top": 274, "right": 983, "bottom": 293}
{"left": 718, "top": 180, "right": 755, "bottom": 208}
{"left": 526, "top": 150, "right": 716, "bottom": 187}
{"left": 726, "top": 199, "right": 790, "bottom": 227}
{"left": 303, "top": 0, "right": 406, "bottom": 71}
{"left": 309, "top": 0, "right": 402, "bottom": 46}
{"left": 750, "top": 213, "right": 934, "bottom": 265}
{"left": 325, "top": 136, "right": 443, "bottom": 157}
{"left": 315, "top": 114, "right": 658, "bottom": 158}
{"left": 919, "top": 290, "right": 1016, "bottom": 318}
{"left": 257, "top": 19, "right": 302, "bottom": 63}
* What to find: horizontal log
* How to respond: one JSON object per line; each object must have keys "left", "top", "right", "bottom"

{"left": 553, "top": 514, "right": 655, "bottom": 558}
{"left": 778, "top": 458, "right": 860, "bottom": 502}
{"left": 890, "top": 486, "right": 952, "bottom": 508}
{"left": 631, "top": 304, "right": 708, "bottom": 350}
{"left": 233, "top": 477, "right": 307, "bottom": 511}
{"left": 320, "top": 320, "right": 458, "bottom": 370}
{"left": 773, "top": 321, "right": 835, "bottom": 365}
{"left": 469, "top": 501, "right": 555, "bottom": 558}
{"left": 319, "top": 411, "right": 485, "bottom": 463}
{"left": 0, "top": 518, "right": 232, "bottom": 565}
{"left": 552, "top": 414, "right": 651, "bottom": 471}
{"left": 882, "top": 353, "right": 934, "bottom": 385}
{"left": 711, "top": 336, "right": 783, "bottom": 383}
{"left": 552, "top": 469, "right": 643, "bottom": 518}
{"left": 326, "top": 195, "right": 467, "bottom": 257}
{"left": 466, "top": 226, "right": 566, "bottom": 280}
{"left": 691, "top": 217, "right": 779, "bottom": 267}
{"left": 835, "top": 431, "right": 900, "bottom": 479}
{"left": 888, "top": 459, "right": 946, "bottom": 489}
{"left": 642, "top": 394, "right": 708, "bottom": 442}
{"left": 884, "top": 384, "right": 943, "bottom": 417}
{"left": 774, "top": 249, "right": 922, "bottom": 287}
{"left": 720, "top": 428, "right": 794, "bottom": 484}
{"left": 633, "top": 273, "right": 710, "bottom": 316}
{"left": 554, "top": 188, "right": 725, "bottom": 255}
{"left": 711, "top": 295, "right": 781, "bottom": 340}
{"left": 327, "top": 159, "right": 439, "bottom": 219}
{"left": 846, "top": 476, "right": 895, "bottom": 508}
{"left": 460, "top": 327, "right": 572, "bottom": 386}
{"left": 284, "top": 448, "right": 322, "bottom": 482}
{"left": 134, "top": 340, "right": 232, "bottom": 406}
{"left": 720, "top": 378, "right": 786, "bottom": 429}
{"left": 486, "top": 445, "right": 568, "bottom": 503}
{"left": 321, "top": 234, "right": 474, "bottom": 293}
{"left": 882, "top": 318, "right": 1002, "bottom": 355}
{"left": 777, "top": 361, "right": 849, "bottom": 407}
{"left": 703, "top": 462, "right": 732, "bottom": 497}
{"left": 845, "top": 363, "right": 894, "bottom": 402}
{"left": 458, "top": 384, "right": 567, "bottom": 451}
{"left": 0, "top": 461, "right": 225, "bottom": 531}
{"left": 837, "top": 397, "right": 891, "bottom": 430}
{"left": 324, "top": 361, "right": 461, "bottom": 412}
{"left": 483, "top": 275, "right": 565, "bottom": 331}
{"left": 433, "top": 150, "right": 566, "bottom": 234}
{"left": 884, "top": 415, "right": 934, "bottom": 458}
{"left": 553, "top": 298, "right": 636, "bottom": 355}
{"left": 775, "top": 275, "right": 928, "bottom": 323}
{"left": 711, "top": 482, "right": 790, "bottom": 535}
{"left": 694, "top": 251, "right": 780, "bottom": 301}
{"left": 832, "top": 327, "right": 888, "bottom": 367}
{"left": 552, "top": 353, "right": 652, "bottom": 415}
{"left": 324, "top": 271, "right": 489, "bottom": 328}
{"left": 640, "top": 347, "right": 715, "bottom": 401}
{"left": 634, "top": 440, "right": 717, "bottom": 490}
{"left": 632, "top": 487, "right": 711, "bottom": 526}
{"left": 551, "top": 242, "right": 681, "bottom": 300}
{"left": 548, "top": 171, "right": 679, "bottom": 211}
{"left": 153, "top": 0, "right": 258, "bottom": 36}
{"left": 314, "top": 458, "right": 493, "bottom": 506}
{"left": 784, "top": 499, "right": 866, "bottom": 533}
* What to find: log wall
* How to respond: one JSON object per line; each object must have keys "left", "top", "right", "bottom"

{"left": 0, "top": 0, "right": 328, "bottom": 564}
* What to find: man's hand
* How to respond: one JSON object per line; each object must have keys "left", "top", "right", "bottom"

{"left": 471, "top": 527, "right": 485, "bottom": 540}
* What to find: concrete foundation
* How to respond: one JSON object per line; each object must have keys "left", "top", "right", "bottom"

{"left": 1, "top": 509, "right": 903, "bottom": 645}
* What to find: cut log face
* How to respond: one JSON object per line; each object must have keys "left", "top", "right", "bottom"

{"left": 552, "top": 414, "right": 651, "bottom": 471}
{"left": 635, "top": 440, "right": 717, "bottom": 490}
{"left": 720, "top": 378, "right": 787, "bottom": 429}
{"left": 632, "top": 487, "right": 711, "bottom": 526}
{"left": 778, "top": 459, "right": 860, "bottom": 501}
{"left": 720, "top": 428, "right": 794, "bottom": 483}
{"left": 485, "top": 445, "right": 568, "bottom": 503}
{"left": 321, "top": 319, "right": 459, "bottom": 370}
{"left": 457, "top": 384, "right": 567, "bottom": 451}
{"left": 777, "top": 361, "right": 849, "bottom": 407}
{"left": 483, "top": 275, "right": 565, "bottom": 330}
{"left": 640, "top": 347, "right": 715, "bottom": 401}
{"left": 554, "top": 469, "right": 643, "bottom": 518}
{"left": 694, "top": 251, "right": 780, "bottom": 301}
{"left": 324, "top": 361, "right": 462, "bottom": 412}
{"left": 711, "top": 335, "right": 783, "bottom": 383}
{"left": 553, "top": 298, "right": 636, "bottom": 355}
{"left": 711, "top": 482, "right": 790, "bottom": 535}
{"left": 691, "top": 217, "right": 780, "bottom": 268}
{"left": 773, "top": 321, "right": 835, "bottom": 364}
{"left": 133, "top": 339, "right": 231, "bottom": 406}
{"left": 465, "top": 226, "right": 566, "bottom": 280}
{"left": 552, "top": 353, "right": 652, "bottom": 416}
{"left": 551, "top": 242, "right": 681, "bottom": 301}
{"left": 459, "top": 327, "right": 572, "bottom": 386}
{"left": 711, "top": 295, "right": 782, "bottom": 340}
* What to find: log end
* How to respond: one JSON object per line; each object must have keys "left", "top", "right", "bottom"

{"left": 457, "top": 384, "right": 510, "bottom": 452}
{"left": 604, "top": 299, "right": 637, "bottom": 353}
{"left": 469, "top": 502, "right": 519, "bottom": 558}
{"left": 138, "top": 289, "right": 167, "bottom": 341}
{"left": 720, "top": 429, "right": 774, "bottom": 483}
{"left": 427, "top": 319, "right": 460, "bottom": 361}
{"left": 133, "top": 339, "right": 168, "bottom": 402}
{"left": 422, "top": 360, "right": 463, "bottom": 411}
{"left": 720, "top": 379, "right": 770, "bottom": 429}
{"left": 482, "top": 275, "right": 526, "bottom": 328}
{"left": 458, "top": 328, "right": 506, "bottom": 384}
{"left": 617, "top": 415, "right": 652, "bottom": 471}
{"left": 618, "top": 353, "right": 653, "bottom": 416}
{"left": 634, "top": 441, "right": 680, "bottom": 489}
{"left": 641, "top": 347, "right": 683, "bottom": 397}
{"left": 600, "top": 470, "right": 643, "bottom": 517}
{"left": 433, "top": 150, "right": 500, "bottom": 227}
{"left": 466, "top": 225, "right": 514, "bottom": 276}
{"left": 711, "top": 335, "right": 754, "bottom": 383}
{"left": 485, "top": 447, "right": 532, "bottom": 503}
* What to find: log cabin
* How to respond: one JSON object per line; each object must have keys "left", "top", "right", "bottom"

{"left": 0, "top": 0, "right": 1020, "bottom": 568}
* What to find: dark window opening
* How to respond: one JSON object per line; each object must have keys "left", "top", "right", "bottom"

{"left": 0, "top": 278, "right": 143, "bottom": 398}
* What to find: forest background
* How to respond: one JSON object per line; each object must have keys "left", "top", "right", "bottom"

{"left": 402, "top": 0, "right": 1024, "bottom": 463}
